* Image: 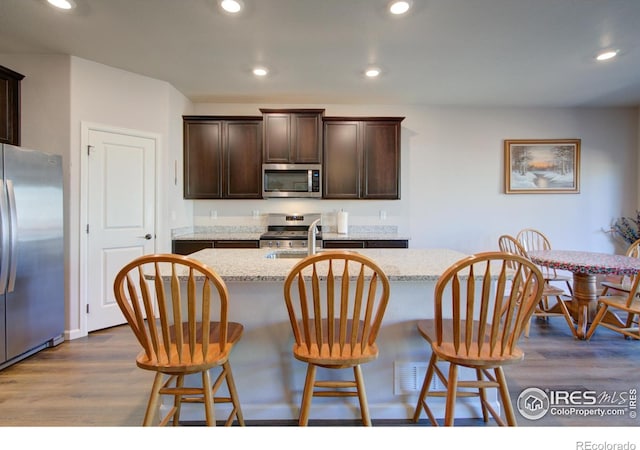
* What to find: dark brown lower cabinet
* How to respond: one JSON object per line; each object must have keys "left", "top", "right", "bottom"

{"left": 172, "top": 239, "right": 260, "bottom": 255}
{"left": 323, "top": 240, "right": 408, "bottom": 249}
{"left": 323, "top": 240, "right": 364, "bottom": 249}
{"left": 213, "top": 240, "right": 260, "bottom": 249}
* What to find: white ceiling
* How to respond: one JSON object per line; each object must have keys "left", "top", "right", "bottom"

{"left": 1, "top": 0, "right": 640, "bottom": 107}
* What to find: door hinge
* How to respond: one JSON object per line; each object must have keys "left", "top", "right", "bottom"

{"left": 87, "top": 145, "right": 94, "bottom": 155}
{"left": 86, "top": 304, "right": 90, "bottom": 314}
{"left": 86, "top": 224, "right": 89, "bottom": 234}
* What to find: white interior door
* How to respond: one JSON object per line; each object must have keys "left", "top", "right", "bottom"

{"left": 86, "top": 129, "right": 156, "bottom": 332}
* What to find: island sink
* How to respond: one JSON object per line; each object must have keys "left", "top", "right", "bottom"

{"left": 265, "top": 249, "right": 358, "bottom": 259}
{"left": 265, "top": 250, "right": 309, "bottom": 259}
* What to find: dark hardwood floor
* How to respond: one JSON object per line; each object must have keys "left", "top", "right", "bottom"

{"left": 0, "top": 317, "right": 638, "bottom": 428}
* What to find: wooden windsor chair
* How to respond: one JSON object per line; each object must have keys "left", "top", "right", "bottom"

{"left": 412, "top": 251, "right": 544, "bottom": 426}
{"left": 498, "top": 234, "right": 575, "bottom": 338}
{"left": 283, "top": 250, "right": 390, "bottom": 426}
{"left": 586, "top": 270, "right": 640, "bottom": 340}
{"left": 587, "top": 239, "right": 640, "bottom": 340}
{"left": 600, "top": 238, "right": 640, "bottom": 294}
{"left": 516, "top": 228, "right": 574, "bottom": 295}
{"left": 113, "top": 253, "right": 244, "bottom": 426}
{"left": 599, "top": 238, "right": 640, "bottom": 331}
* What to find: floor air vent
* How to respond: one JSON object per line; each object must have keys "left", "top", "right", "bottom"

{"left": 394, "top": 361, "right": 443, "bottom": 395}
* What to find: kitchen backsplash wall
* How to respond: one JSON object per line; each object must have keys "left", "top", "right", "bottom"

{"left": 178, "top": 204, "right": 406, "bottom": 238}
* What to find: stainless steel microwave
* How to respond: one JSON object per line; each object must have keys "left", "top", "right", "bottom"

{"left": 262, "top": 163, "right": 322, "bottom": 198}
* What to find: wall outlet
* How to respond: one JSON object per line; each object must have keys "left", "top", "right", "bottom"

{"left": 379, "top": 210, "right": 387, "bottom": 220}
{"left": 210, "top": 210, "right": 217, "bottom": 220}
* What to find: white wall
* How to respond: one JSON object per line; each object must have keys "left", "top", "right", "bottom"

{"left": 67, "top": 57, "right": 194, "bottom": 337}
{"left": 191, "top": 102, "right": 639, "bottom": 255}
{"left": 405, "top": 106, "right": 638, "bottom": 254}
{"left": 167, "top": 86, "right": 195, "bottom": 231}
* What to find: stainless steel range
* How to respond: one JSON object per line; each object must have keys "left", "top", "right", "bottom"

{"left": 260, "top": 213, "right": 322, "bottom": 249}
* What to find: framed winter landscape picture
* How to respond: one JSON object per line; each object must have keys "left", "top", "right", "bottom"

{"left": 504, "top": 139, "right": 580, "bottom": 194}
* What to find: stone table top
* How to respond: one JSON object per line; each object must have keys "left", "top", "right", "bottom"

{"left": 529, "top": 249, "right": 640, "bottom": 276}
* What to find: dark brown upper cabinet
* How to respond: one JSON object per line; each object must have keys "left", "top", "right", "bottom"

{"left": 0, "top": 65, "right": 25, "bottom": 146}
{"left": 260, "top": 109, "right": 324, "bottom": 163}
{"left": 323, "top": 117, "right": 403, "bottom": 199}
{"left": 183, "top": 116, "right": 262, "bottom": 199}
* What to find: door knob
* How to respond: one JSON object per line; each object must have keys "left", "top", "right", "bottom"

{"left": 139, "top": 233, "right": 152, "bottom": 240}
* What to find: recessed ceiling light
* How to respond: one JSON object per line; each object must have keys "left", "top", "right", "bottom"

{"left": 47, "top": 0, "right": 76, "bottom": 9}
{"left": 595, "top": 49, "right": 619, "bottom": 61}
{"left": 253, "top": 67, "right": 268, "bottom": 77}
{"left": 220, "top": 0, "right": 243, "bottom": 14}
{"left": 365, "top": 68, "right": 381, "bottom": 78}
{"left": 389, "top": 1, "right": 411, "bottom": 15}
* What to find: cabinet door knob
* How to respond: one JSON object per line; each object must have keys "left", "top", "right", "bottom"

{"left": 139, "top": 233, "right": 152, "bottom": 240}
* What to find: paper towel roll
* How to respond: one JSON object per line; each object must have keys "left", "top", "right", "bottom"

{"left": 337, "top": 211, "right": 348, "bottom": 234}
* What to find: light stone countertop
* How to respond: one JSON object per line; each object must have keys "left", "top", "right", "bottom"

{"left": 172, "top": 225, "right": 410, "bottom": 242}
{"left": 186, "top": 248, "right": 468, "bottom": 282}
{"left": 173, "top": 232, "right": 264, "bottom": 240}
{"left": 173, "top": 232, "right": 410, "bottom": 241}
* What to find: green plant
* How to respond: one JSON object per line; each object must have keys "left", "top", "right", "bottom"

{"left": 612, "top": 210, "right": 640, "bottom": 244}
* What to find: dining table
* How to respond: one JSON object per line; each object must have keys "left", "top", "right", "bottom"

{"left": 528, "top": 249, "right": 640, "bottom": 339}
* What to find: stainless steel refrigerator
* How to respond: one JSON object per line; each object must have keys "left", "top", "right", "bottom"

{"left": 0, "top": 143, "right": 64, "bottom": 370}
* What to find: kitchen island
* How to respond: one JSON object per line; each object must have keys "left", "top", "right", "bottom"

{"left": 171, "top": 247, "right": 493, "bottom": 423}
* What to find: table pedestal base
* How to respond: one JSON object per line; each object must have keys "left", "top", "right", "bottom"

{"left": 572, "top": 273, "right": 597, "bottom": 339}
{"left": 565, "top": 273, "right": 625, "bottom": 339}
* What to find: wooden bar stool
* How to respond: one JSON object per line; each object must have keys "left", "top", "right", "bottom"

{"left": 283, "top": 251, "right": 390, "bottom": 426}
{"left": 412, "top": 252, "right": 544, "bottom": 426}
{"left": 113, "top": 253, "right": 245, "bottom": 426}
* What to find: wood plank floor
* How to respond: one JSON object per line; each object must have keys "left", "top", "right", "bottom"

{"left": 0, "top": 317, "right": 638, "bottom": 427}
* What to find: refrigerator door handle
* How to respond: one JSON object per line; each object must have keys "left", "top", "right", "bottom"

{"left": 0, "top": 178, "right": 9, "bottom": 295}
{"left": 7, "top": 179, "right": 17, "bottom": 293}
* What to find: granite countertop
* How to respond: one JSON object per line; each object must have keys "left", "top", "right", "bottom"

{"left": 186, "top": 248, "right": 467, "bottom": 282}
{"left": 174, "top": 231, "right": 264, "bottom": 240}
{"left": 172, "top": 225, "right": 410, "bottom": 242}
{"left": 173, "top": 231, "right": 410, "bottom": 241}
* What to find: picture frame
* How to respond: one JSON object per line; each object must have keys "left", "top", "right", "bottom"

{"left": 504, "top": 139, "right": 580, "bottom": 194}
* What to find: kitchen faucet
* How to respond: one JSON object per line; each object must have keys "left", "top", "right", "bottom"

{"left": 307, "top": 218, "right": 321, "bottom": 256}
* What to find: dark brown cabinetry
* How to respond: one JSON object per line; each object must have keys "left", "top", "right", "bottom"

{"left": 0, "top": 65, "right": 25, "bottom": 146}
{"left": 323, "top": 239, "right": 408, "bottom": 249}
{"left": 172, "top": 239, "right": 260, "bottom": 255}
{"left": 173, "top": 240, "right": 213, "bottom": 255}
{"left": 183, "top": 116, "right": 262, "bottom": 199}
{"left": 260, "top": 109, "right": 324, "bottom": 163}
{"left": 323, "top": 117, "right": 403, "bottom": 199}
